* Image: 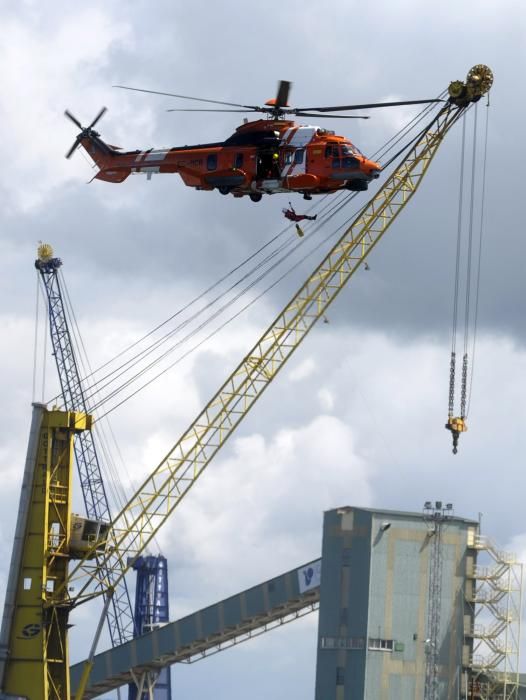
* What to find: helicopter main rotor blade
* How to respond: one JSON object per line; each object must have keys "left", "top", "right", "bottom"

{"left": 275, "top": 80, "right": 291, "bottom": 108}
{"left": 294, "top": 111, "right": 370, "bottom": 120}
{"left": 113, "top": 84, "right": 262, "bottom": 111}
{"left": 64, "top": 109, "right": 83, "bottom": 129}
{"left": 65, "top": 138, "right": 81, "bottom": 159}
{"left": 89, "top": 106, "right": 107, "bottom": 129}
{"left": 293, "top": 98, "right": 443, "bottom": 113}
{"left": 166, "top": 108, "right": 259, "bottom": 113}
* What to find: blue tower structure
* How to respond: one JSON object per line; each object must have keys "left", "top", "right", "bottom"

{"left": 35, "top": 246, "right": 135, "bottom": 645}
{"left": 129, "top": 555, "right": 171, "bottom": 700}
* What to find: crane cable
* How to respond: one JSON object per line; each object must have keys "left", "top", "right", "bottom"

{"left": 48, "top": 98, "right": 445, "bottom": 419}
{"left": 467, "top": 100, "right": 490, "bottom": 416}
{"left": 79, "top": 94, "right": 442, "bottom": 406}
{"left": 82, "top": 99, "right": 447, "bottom": 417}
{"left": 446, "top": 97, "right": 490, "bottom": 453}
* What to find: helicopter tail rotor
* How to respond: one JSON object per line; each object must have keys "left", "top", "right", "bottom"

{"left": 64, "top": 107, "right": 108, "bottom": 159}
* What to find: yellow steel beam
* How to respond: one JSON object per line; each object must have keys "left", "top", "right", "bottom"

{"left": 2, "top": 407, "right": 90, "bottom": 700}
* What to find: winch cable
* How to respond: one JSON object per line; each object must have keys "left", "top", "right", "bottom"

{"left": 467, "top": 99, "right": 490, "bottom": 416}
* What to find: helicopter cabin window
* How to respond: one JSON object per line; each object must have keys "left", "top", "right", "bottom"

{"left": 284, "top": 151, "right": 294, "bottom": 165}
{"left": 342, "top": 156, "right": 360, "bottom": 169}
{"left": 207, "top": 154, "right": 217, "bottom": 171}
{"left": 326, "top": 144, "right": 341, "bottom": 160}
{"left": 234, "top": 153, "right": 244, "bottom": 169}
{"left": 294, "top": 149, "right": 304, "bottom": 164}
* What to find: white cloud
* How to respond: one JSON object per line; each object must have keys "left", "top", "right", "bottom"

{"left": 1, "top": 3, "right": 525, "bottom": 697}
{"left": 0, "top": 5, "right": 133, "bottom": 210}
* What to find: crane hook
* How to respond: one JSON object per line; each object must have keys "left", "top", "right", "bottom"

{"left": 445, "top": 416, "right": 467, "bottom": 455}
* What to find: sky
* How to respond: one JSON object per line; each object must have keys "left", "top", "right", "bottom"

{"left": 0, "top": 0, "right": 525, "bottom": 698}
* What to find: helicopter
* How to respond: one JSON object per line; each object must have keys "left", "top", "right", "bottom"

{"left": 65, "top": 81, "right": 441, "bottom": 202}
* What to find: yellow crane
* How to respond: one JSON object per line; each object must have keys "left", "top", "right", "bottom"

{"left": 0, "top": 65, "right": 493, "bottom": 700}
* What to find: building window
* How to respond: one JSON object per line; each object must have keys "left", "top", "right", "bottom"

{"left": 207, "top": 154, "right": 217, "bottom": 171}
{"left": 336, "top": 666, "right": 345, "bottom": 686}
{"left": 321, "top": 636, "right": 365, "bottom": 650}
{"left": 368, "top": 638, "right": 394, "bottom": 651}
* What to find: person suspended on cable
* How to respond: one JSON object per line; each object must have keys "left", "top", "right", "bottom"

{"left": 282, "top": 202, "right": 317, "bottom": 222}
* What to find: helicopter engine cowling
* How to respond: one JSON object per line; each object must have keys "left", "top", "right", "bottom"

{"left": 204, "top": 168, "right": 248, "bottom": 190}
{"left": 285, "top": 173, "right": 319, "bottom": 191}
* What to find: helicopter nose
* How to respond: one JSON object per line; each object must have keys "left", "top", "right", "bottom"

{"left": 365, "top": 160, "right": 382, "bottom": 179}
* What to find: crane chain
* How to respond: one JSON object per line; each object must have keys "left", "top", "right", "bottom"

{"left": 448, "top": 351, "right": 456, "bottom": 418}
{"left": 460, "top": 353, "right": 468, "bottom": 418}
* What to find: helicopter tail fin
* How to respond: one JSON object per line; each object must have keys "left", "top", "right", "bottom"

{"left": 65, "top": 107, "right": 131, "bottom": 183}
{"left": 82, "top": 134, "right": 131, "bottom": 183}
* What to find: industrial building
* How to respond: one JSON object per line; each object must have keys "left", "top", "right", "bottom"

{"left": 314, "top": 504, "right": 522, "bottom": 700}
{"left": 66, "top": 503, "right": 522, "bottom": 700}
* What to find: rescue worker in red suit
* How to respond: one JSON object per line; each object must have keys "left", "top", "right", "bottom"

{"left": 282, "top": 202, "right": 317, "bottom": 222}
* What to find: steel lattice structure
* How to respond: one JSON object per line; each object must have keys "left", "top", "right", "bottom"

{"left": 35, "top": 257, "right": 135, "bottom": 645}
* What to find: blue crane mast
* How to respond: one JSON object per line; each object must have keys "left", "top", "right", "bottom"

{"left": 35, "top": 246, "right": 135, "bottom": 646}
{"left": 129, "top": 556, "right": 171, "bottom": 700}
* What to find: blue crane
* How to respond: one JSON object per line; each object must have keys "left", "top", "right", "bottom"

{"left": 36, "top": 246, "right": 174, "bottom": 700}
{"left": 130, "top": 556, "right": 171, "bottom": 700}
{"left": 35, "top": 247, "right": 135, "bottom": 646}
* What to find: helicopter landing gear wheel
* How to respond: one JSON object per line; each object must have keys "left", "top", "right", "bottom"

{"left": 218, "top": 186, "right": 231, "bottom": 195}
{"left": 249, "top": 193, "right": 262, "bottom": 202}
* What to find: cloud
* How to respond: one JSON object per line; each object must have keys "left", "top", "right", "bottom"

{"left": 1, "top": 3, "right": 525, "bottom": 697}
{"left": 0, "top": 4, "right": 132, "bottom": 209}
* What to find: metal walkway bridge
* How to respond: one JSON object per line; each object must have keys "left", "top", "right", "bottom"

{"left": 70, "top": 559, "right": 321, "bottom": 698}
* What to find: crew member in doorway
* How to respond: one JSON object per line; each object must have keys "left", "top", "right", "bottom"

{"left": 271, "top": 151, "right": 280, "bottom": 178}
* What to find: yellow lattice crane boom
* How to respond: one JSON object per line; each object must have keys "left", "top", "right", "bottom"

{"left": 0, "top": 65, "right": 493, "bottom": 700}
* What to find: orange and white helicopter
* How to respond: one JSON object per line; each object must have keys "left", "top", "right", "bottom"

{"left": 65, "top": 81, "right": 440, "bottom": 202}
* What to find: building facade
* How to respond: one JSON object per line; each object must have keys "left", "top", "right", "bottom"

{"left": 314, "top": 505, "right": 479, "bottom": 699}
